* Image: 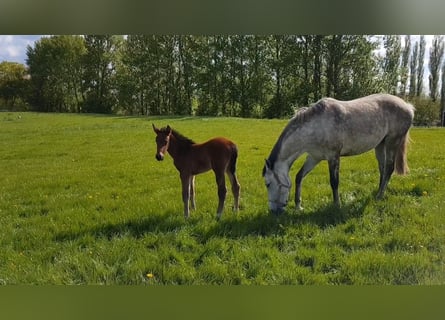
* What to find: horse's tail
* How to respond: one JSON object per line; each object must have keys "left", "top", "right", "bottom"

{"left": 395, "top": 131, "right": 410, "bottom": 175}
{"left": 228, "top": 143, "right": 238, "bottom": 175}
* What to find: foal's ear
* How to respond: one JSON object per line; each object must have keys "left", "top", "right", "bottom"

{"left": 166, "top": 125, "right": 172, "bottom": 134}
{"left": 152, "top": 123, "right": 159, "bottom": 133}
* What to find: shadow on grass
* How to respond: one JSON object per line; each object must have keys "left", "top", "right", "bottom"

{"left": 202, "top": 196, "right": 371, "bottom": 240}
{"left": 54, "top": 197, "right": 371, "bottom": 242}
{"left": 54, "top": 210, "right": 185, "bottom": 242}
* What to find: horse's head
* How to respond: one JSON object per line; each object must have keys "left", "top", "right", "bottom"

{"left": 262, "top": 159, "right": 291, "bottom": 215}
{"left": 152, "top": 124, "right": 172, "bottom": 161}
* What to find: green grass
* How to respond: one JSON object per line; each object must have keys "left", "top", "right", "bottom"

{"left": 1, "top": 112, "right": 444, "bottom": 284}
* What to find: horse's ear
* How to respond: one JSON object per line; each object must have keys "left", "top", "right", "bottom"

{"left": 166, "top": 125, "right": 172, "bottom": 134}
{"left": 263, "top": 159, "right": 270, "bottom": 176}
{"left": 152, "top": 123, "right": 159, "bottom": 133}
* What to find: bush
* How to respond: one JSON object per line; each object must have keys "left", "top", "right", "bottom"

{"left": 408, "top": 96, "right": 440, "bottom": 126}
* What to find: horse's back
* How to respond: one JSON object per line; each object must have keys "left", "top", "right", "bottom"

{"left": 305, "top": 94, "right": 414, "bottom": 157}
{"left": 343, "top": 94, "right": 414, "bottom": 119}
{"left": 200, "top": 137, "right": 237, "bottom": 150}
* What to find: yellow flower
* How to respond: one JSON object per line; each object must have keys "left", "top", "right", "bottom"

{"left": 422, "top": 191, "right": 428, "bottom": 196}
{"left": 146, "top": 273, "right": 154, "bottom": 279}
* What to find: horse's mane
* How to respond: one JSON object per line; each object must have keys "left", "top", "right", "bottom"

{"left": 266, "top": 99, "right": 329, "bottom": 169}
{"left": 160, "top": 126, "right": 196, "bottom": 146}
{"left": 291, "top": 99, "right": 329, "bottom": 126}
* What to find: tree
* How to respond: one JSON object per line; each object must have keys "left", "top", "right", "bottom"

{"left": 382, "top": 35, "right": 401, "bottom": 95}
{"left": 264, "top": 35, "right": 294, "bottom": 118}
{"left": 341, "top": 35, "right": 382, "bottom": 98}
{"left": 428, "top": 35, "right": 444, "bottom": 102}
{"left": 325, "top": 35, "right": 345, "bottom": 97}
{"left": 26, "top": 35, "right": 86, "bottom": 112}
{"left": 409, "top": 41, "right": 418, "bottom": 98}
{"left": 417, "top": 35, "right": 426, "bottom": 97}
{"left": 441, "top": 61, "right": 445, "bottom": 126}
{"left": 400, "top": 35, "right": 411, "bottom": 97}
{"left": 82, "top": 35, "right": 121, "bottom": 113}
{"left": 0, "top": 61, "right": 28, "bottom": 109}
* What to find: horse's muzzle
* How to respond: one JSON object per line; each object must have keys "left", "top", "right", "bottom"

{"left": 270, "top": 207, "right": 285, "bottom": 216}
{"left": 155, "top": 153, "right": 164, "bottom": 161}
{"left": 269, "top": 202, "right": 286, "bottom": 216}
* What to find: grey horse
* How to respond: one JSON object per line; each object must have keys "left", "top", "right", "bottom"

{"left": 263, "top": 93, "right": 415, "bottom": 215}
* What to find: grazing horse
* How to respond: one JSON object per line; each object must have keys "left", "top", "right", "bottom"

{"left": 262, "top": 93, "right": 415, "bottom": 215}
{"left": 152, "top": 124, "right": 240, "bottom": 220}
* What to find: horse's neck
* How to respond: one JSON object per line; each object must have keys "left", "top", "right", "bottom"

{"left": 168, "top": 136, "right": 189, "bottom": 160}
{"left": 276, "top": 130, "right": 305, "bottom": 171}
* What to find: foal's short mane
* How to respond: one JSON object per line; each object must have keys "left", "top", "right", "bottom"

{"left": 266, "top": 99, "right": 329, "bottom": 170}
{"left": 160, "top": 126, "right": 196, "bottom": 145}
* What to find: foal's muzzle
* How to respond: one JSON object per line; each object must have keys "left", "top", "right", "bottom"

{"left": 155, "top": 153, "right": 164, "bottom": 161}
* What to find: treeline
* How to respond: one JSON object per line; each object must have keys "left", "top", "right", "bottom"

{"left": 1, "top": 35, "right": 444, "bottom": 123}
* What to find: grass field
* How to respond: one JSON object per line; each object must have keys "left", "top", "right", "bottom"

{"left": 1, "top": 112, "right": 444, "bottom": 284}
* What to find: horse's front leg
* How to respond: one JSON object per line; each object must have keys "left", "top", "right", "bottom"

{"left": 180, "top": 173, "right": 191, "bottom": 219}
{"left": 328, "top": 156, "right": 341, "bottom": 206}
{"left": 295, "top": 156, "right": 320, "bottom": 210}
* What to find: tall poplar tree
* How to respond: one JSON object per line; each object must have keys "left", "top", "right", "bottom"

{"left": 428, "top": 35, "right": 444, "bottom": 102}
{"left": 400, "top": 35, "right": 411, "bottom": 96}
{"left": 417, "top": 35, "right": 426, "bottom": 97}
{"left": 409, "top": 41, "right": 418, "bottom": 98}
{"left": 382, "top": 35, "right": 401, "bottom": 95}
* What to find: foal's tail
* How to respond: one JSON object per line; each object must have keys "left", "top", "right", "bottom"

{"left": 395, "top": 131, "right": 410, "bottom": 175}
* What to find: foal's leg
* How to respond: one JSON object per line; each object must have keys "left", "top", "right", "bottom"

{"left": 295, "top": 155, "right": 320, "bottom": 210}
{"left": 328, "top": 155, "right": 341, "bottom": 206}
{"left": 214, "top": 170, "right": 227, "bottom": 220}
{"left": 180, "top": 173, "right": 191, "bottom": 218}
{"left": 227, "top": 171, "right": 240, "bottom": 212}
{"left": 190, "top": 175, "right": 196, "bottom": 210}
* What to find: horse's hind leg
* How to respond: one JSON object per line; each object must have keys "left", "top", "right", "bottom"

{"left": 227, "top": 171, "right": 240, "bottom": 212}
{"left": 328, "top": 155, "right": 341, "bottom": 206}
{"left": 376, "top": 137, "right": 400, "bottom": 199}
{"left": 214, "top": 171, "right": 227, "bottom": 220}
{"left": 375, "top": 140, "right": 386, "bottom": 199}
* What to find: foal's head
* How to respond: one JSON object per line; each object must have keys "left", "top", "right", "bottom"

{"left": 152, "top": 124, "right": 172, "bottom": 161}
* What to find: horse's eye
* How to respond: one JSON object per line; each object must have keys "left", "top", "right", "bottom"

{"left": 266, "top": 183, "right": 271, "bottom": 188}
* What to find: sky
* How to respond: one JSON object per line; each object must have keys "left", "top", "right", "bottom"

{"left": 0, "top": 35, "right": 435, "bottom": 65}
{"left": 0, "top": 35, "right": 43, "bottom": 64}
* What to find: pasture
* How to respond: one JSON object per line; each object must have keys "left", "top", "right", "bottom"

{"left": 0, "top": 112, "right": 444, "bottom": 284}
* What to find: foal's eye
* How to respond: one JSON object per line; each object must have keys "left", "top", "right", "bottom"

{"left": 266, "top": 183, "right": 271, "bottom": 188}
